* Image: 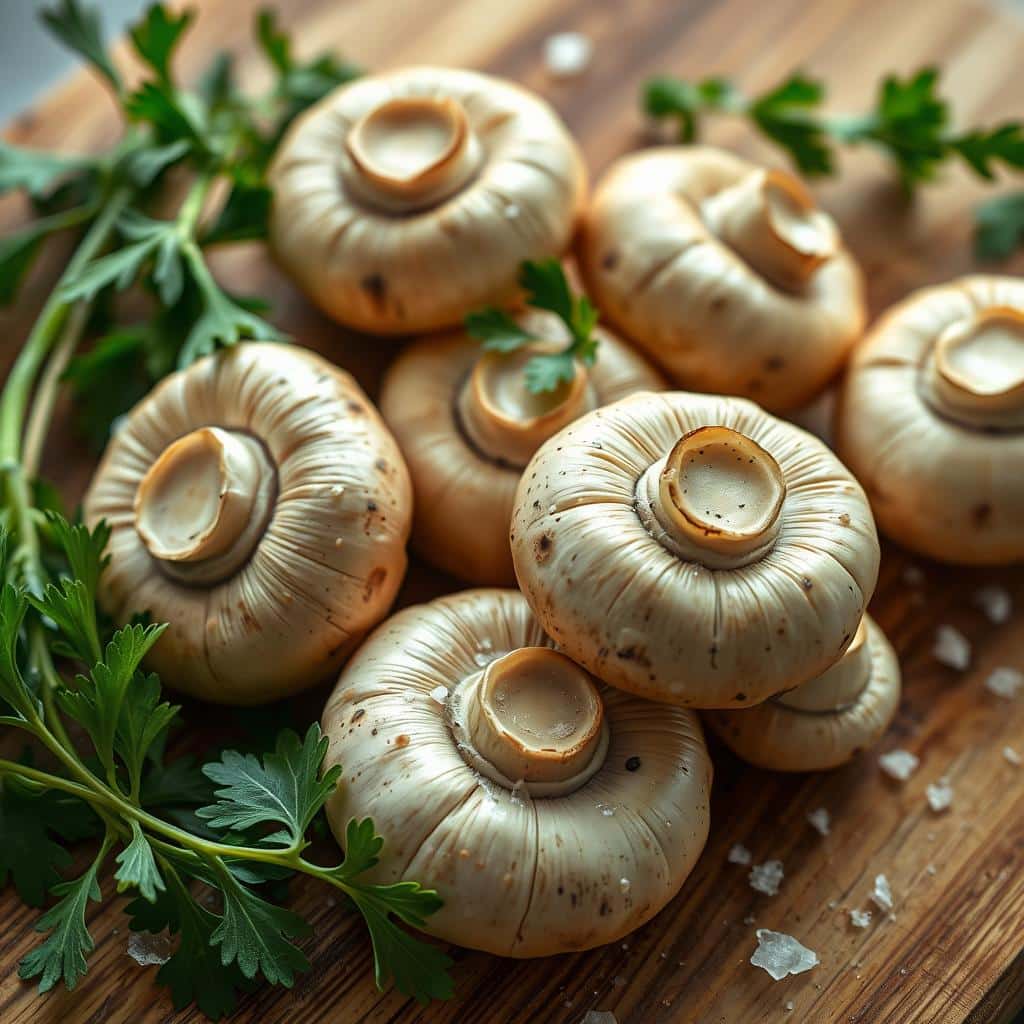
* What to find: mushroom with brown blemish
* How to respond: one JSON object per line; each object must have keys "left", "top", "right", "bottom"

{"left": 837, "top": 275, "right": 1024, "bottom": 565}
{"left": 704, "top": 615, "right": 901, "bottom": 771}
{"left": 269, "top": 67, "right": 587, "bottom": 334}
{"left": 320, "top": 588, "right": 712, "bottom": 956}
{"left": 510, "top": 391, "right": 880, "bottom": 708}
{"left": 577, "top": 147, "right": 865, "bottom": 412}
{"left": 84, "top": 343, "right": 412, "bottom": 704}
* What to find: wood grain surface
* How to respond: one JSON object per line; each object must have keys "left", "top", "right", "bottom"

{"left": 3, "top": 0, "right": 1024, "bottom": 1021}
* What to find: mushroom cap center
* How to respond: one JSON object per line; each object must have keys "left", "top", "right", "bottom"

{"left": 923, "top": 306, "right": 1024, "bottom": 429}
{"left": 345, "top": 96, "right": 483, "bottom": 212}
{"left": 134, "top": 427, "right": 276, "bottom": 586}
{"left": 457, "top": 347, "right": 593, "bottom": 468}
{"left": 775, "top": 617, "right": 871, "bottom": 712}
{"left": 639, "top": 426, "right": 786, "bottom": 570}
{"left": 455, "top": 647, "right": 609, "bottom": 794}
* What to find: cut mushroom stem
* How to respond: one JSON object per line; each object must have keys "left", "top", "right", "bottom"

{"left": 134, "top": 426, "right": 276, "bottom": 586}
{"left": 637, "top": 426, "right": 786, "bottom": 570}
{"left": 345, "top": 95, "right": 483, "bottom": 212}
{"left": 775, "top": 618, "right": 870, "bottom": 712}
{"left": 922, "top": 306, "right": 1024, "bottom": 430}
{"left": 457, "top": 348, "right": 594, "bottom": 467}
{"left": 453, "top": 646, "right": 609, "bottom": 795}
{"left": 701, "top": 169, "right": 838, "bottom": 291}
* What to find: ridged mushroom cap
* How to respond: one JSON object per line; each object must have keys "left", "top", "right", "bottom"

{"left": 84, "top": 343, "right": 412, "bottom": 705}
{"left": 705, "top": 614, "right": 900, "bottom": 771}
{"left": 837, "top": 275, "right": 1024, "bottom": 565}
{"left": 269, "top": 66, "right": 587, "bottom": 334}
{"left": 380, "top": 309, "right": 665, "bottom": 584}
{"left": 321, "top": 589, "right": 712, "bottom": 957}
{"left": 577, "top": 147, "right": 865, "bottom": 412}
{"left": 510, "top": 391, "right": 880, "bottom": 708}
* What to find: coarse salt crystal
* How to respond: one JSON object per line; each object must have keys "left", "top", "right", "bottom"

{"left": 926, "top": 864, "right": 937, "bottom": 876}
{"left": 750, "top": 929, "right": 819, "bottom": 981}
{"left": 428, "top": 685, "right": 449, "bottom": 705}
{"left": 985, "top": 666, "right": 1024, "bottom": 700}
{"left": 127, "top": 931, "right": 172, "bottom": 967}
{"left": 974, "top": 586, "right": 1012, "bottom": 625}
{"left": 849, "top": 909, "right": 871, "bottom": 929}
{"left": 807, "top": 807, "right": 830, "bottom": 836}
{"left": 543, "top": 32, "right": 592, "bottom": 77}
{"left": 749, "top": 859, "right": 784, "bottom": 896}
{"left": 871, "top": 874, "right": 894, "bottom": 912}
{"left": 728, "top": 842, "right": 752, "bottom": 865}
{"left": 785, "top": 1002, "right": 795, "bottom": 1012}
{"left": 1004, "top": 746, "right": 1022, "bottom": 766}
{"left": 879, "top": 749, "right": 919, "bottom": 782}
{"left": 933, "top": 625, "right": 971, "bottom": 670}
{"left": 925, "top": 779, "right": 953, "bottom": 813}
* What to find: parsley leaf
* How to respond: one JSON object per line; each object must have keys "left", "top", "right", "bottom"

{"left": 975, "top": 191, "right": 1024, "bottom": 260}
{"left": 128, "top": 4, "right": 194, "bottom": 86}
{"left": 0, "top": 142, "right": 94, "bottom": 199}
{"left": 114, "top": 821, "right": 165, "bottom": 902}
{"left": 0, "top": 781, "right": 73, "bottom": 905}
{"left": 461, "top": 307, "right": 533, "bottom": 353}
{"left": 40, "top": 0, "right": 121, "bottom": 92}
{"left": 751, "top": 74, "right": 833, "bottom": 176}
{"left": 201, "top": 182, "right": 273, "bottom": 245}
{"left": 114, "top": 671, "right": 180, "bottom": 801}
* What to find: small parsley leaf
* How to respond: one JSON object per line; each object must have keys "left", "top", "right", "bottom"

{"left": 464, "top": 307, "right": 535, "bottom": 353}
{"left": 114, "top": 821, "right": 165, "bottom": 902}
{"left": 975, "top": 191, "right": 1024, "bottom": 260}
{"left": 129, "top": 4, "right": 194, "bottom": 86}
{"left": 0, "top": 142, "right": 94, "bottom": 199}
{"left": 40, "top": 0, "right": 121, "bottom": 92}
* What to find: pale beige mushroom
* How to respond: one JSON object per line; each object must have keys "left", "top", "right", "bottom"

{"left": 705, "top": 615, "right": 900, "bottom": 771}
{"left": 269, "top": 67, "right": 587, "bottom": 334}
{"left": 84, "top": 343, "right": 412, "bottom": 705}
{"left": 380, "top": 308, "right": 665, "bottom": 584}
{"left": 837, "top": 275, "right": 1024, "bottom": 565}
{"left": 577, "top": 147, "right": 865, "bottom": 412}
{"left": 321, "top": 588, "right": 712, "bottom": 957}
{"left": 511, "top": 391, "right": 880, "bottom": 708}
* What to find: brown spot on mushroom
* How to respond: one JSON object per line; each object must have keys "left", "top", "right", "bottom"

{"left": 535, "top": 532, "right": 554, "bottom": 563}
{"left": 375, "top": 458, "right": 388, "bottom": 472}
{"left": 361, "top": 273, "right": 388, "bottom": 310}
{"left": 347, "top": 400, "right": 365, "bottom": 415}
{"left": 602, "top": 250, "right": 620, "bottom": 271}
{"left": 764, "top": 356, "right": 785, "bottom": 371}
{"left": 838, "top": 512, "right": 851, "bottom": 526}
{"left": 800, "top": 576, "right": 813, "bottom": 591}
{"left": 364, "top": 567, "right": 387, "bottom": 602}
{"left": 351, "top": 708, "right": 366, "bottom": 722}
{"left": 395, "top": 734, "right": 410, "bottom": 748}
{"left": 972, "top": 502, "right": 993, "bottom": 527}
{"left": 625, "top": 756, "right": 642, "bottom": 772}
{"left": 735, "top": 692, "right": 747, "bottom": 702}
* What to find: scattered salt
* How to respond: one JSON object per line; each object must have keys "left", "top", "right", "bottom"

{"left": 728, "top": 843, "right": 752, "bottom": 865}
{"left": 925, "top": 779, "right": 953, "bottom": 813}
{"left": 127, "top": 931, "right": 172, "bottom": 967}
{"left": 985, "top": 666, "right": 1024, "bottom": 700}
{"left": 544, "top": 32, "right": 592, "bottom": 77}
{"left": 503, "top": 202, "right": 520, "bottom": 220}
{"left": 975, "top": 586, "right": 1012, "bottom": 625}
{"left": 428, "top": 685, "right": 449, "bottom": 705}
{"left": 1004, "top": 746, "right": 1022, "bottom": 766}
{"left": 619, "top": 877, "right": 631, "bottom": 894}
{"left": 785, "top": 1001, "right": 795, "bottom": 1012}
{"left": 596, "top": 802, "right": 616, "bottom": 817}
{"left": 879, "top": 749, "right": 920, "bottom": 782}
{"left": 933, "top": 625, "right": 971, "bottom": 670}
{"left": 849, "top": 909, "right": 871, "bottom": 929}
{"left": 750, "top": 929, "right": 819, "bottom": 981}
{"left": 926, "top": 864, "right": 937, "bottom": 876}
{"left": 902, "top": 566, "right": 924, "bottom": 586}
{"left": 871, "top": 874, "right": 894, "bottom": 912}
{"left": 749, "top": 859, "right": 784, "bottom": 896}
{"left": 807, "top": 807, "right": 831, "bottom": 836}
{"left": 743, "top": 914, "right": 756, "bottom": 925}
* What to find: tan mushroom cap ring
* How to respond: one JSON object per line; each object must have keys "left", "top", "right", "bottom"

{"left": 84, "top": 343, "right": 412, "bottom": 704}
{"left": 321, "top": 589, "right": 712, "bottom": 957}
{"left": 511, "top": 391, "right": 880, "bottom": 708}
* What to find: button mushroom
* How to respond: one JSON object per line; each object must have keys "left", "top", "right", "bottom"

{"left": 269, "top": 67, "right": 587, "bottom": 334}
{"left": 510, "top": 391, "right": 880, "bottom": 707}
{"left": 837, "top": 275, "right": 1024, "bottom": 565}
{"left": 84, "top": 343, "right": 412, "bottom": 704}
{"left": 577, "top": 147, "right": 865, "bottom": 412}
{"left": 381, "top": 308, "right": 664, "bottom": 584}
{"left": 705, "top": 615, "right": 901, "bottom": 771}
{"left": 320, "top": 588, "right": 712, "bottom": 956}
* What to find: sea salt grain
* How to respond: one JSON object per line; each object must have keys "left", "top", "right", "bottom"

{"left": 1004, "top": 746, "right": 1022, "bottom": 766}
{"left": 749, "top": 859, "right": 784, "bottom": 896}
{"left": 926, "top": 779, "right": 954, "bottom": 813}
{"left": 728, "top": 843, "right": 752, "bottom": 865}
{"left": 849, "top": 909, "right": 871, "bottom": 929}
{"left": 807, "top": 807, "right": 831, "bottom": 836}
{"left": 871, "top": 874, "right": 894, "bottom": 912}
{"left": 750, "top": 929, "right": 819, "bottom": 980}
{"left": 428, "top": 685, "right": 449, "bottom": 705}
{"left": 127, "top": 931, "right": 172, "bottom": 967}
{"left": 933, "top": 625, "right": 971, "bottom": 670}
{"left": 985, "top": 666, "right": 1024, "bottom": 700}
{"left": 582, "top": 1011, "right": 618, "bottom": 1024}
{"left": 879, "top": 749, "right": 920, "bottom": 782}
{"left": 975, "top": 586, "right": 1012, "bottom": 624}
{"left": 544, "top": 32, "right": 592, "bottom": 77}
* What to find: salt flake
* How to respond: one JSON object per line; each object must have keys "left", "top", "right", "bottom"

{"left": 879, "top": 749, "right": 919, "bottom": 782}
{"left": 1004, "top": 746, "right": 1022, "bottom": 766}
{"left": 428, "top": 685, "right": 449, "bottom": 705}
{"left": 925, "top": 779, "right": 953, "bottom": 813}
{"left": 985, "top": 666, "right": 1024, "bottom": 700}
{"left": 544, "top": 32, "right": 592, "bottom": 77}
{"left": 127, "top": 931, "right": 172, "bottom": 967}
{"left": 749, "top": 859, "right": 784, "bottom": 896}
{"left": 974, "top": 586, "right": 1012, "bottom": 625}
{"left": 728, "top": 842, "right": 752, "bottom": 865}
{"left": 871, "top": 874, "right": 894, "bottom": 912}
{"left": 807, "top": 807, "right": 831, "bottom": 836}
{"left": 849, "top": 909, "right": 871, "bottom": 929}
{"left": 933, "top": 625, "right": 971, "bottom": 670}
{"left": 750, "top": 929, "right": 819, "bottom": 981}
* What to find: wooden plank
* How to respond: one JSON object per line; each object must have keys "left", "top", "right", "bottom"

{"left": 3, "top": 0, "right": 1024, "bottom": 1020}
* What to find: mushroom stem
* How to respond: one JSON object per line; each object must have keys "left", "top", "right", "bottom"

{"left": 921, "top": 306, "right": 1024, "bottom": 430}
{"left": 453, "top": 647, "right": 609, "bottom": 796}
{"left": 701, "top": 169, "right": 838, "bottom": 291}
{"left": 457, "top": 348, "right": 595, "bottom": 468}
{"left": 774, "top": 618, "right": 871, "bottom": 712}
{"left": 637, "top": 426, "right": 786, "bottom": 570}
{"left": 134, "top": 427, "right": 276, "bottom": 586}
{"left": 345, "top": 96, "right": 483, "bottom": 212}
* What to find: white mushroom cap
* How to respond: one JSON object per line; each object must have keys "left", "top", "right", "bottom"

{"left": 577, "top": 147, "right": 865, "bottom": 412}
{"left": 380, "top": 308, "right": 665, "bottom": 584}
{"left": 837, "top": 275, "right": 1024, "bottom": 565}
{"left": 269, "top": 67, "right": 587, "bottom": 334}
{"left": 510, "top": 391, "right": 880, "bottom": 707}
{"left": 84, "top": 343, "right": 412, "bottom": 704}
{"left": 320, "top": 589, "right": 712, "bottom": 957}
{"left": 705, "top": 615, "right": 901, "bottom": 771}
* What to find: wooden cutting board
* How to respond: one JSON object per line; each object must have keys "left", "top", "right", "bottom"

{"left": 3, "top": 0, "right": 1024, "bottom": 1021}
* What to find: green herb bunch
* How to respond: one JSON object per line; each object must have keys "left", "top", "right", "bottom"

{"left": 642, "top": 69, "right": 1024, "bottom": 259}
{"left": 0, "top": 2, "right": 452, "bottom": 1016}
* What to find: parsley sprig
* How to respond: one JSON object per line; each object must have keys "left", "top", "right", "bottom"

{"left": 0, "top": 2, "right": 452, "bottom": 1016}
{"left": 642, "top": 69, "right": 1024, "bottom": 258}
{"left": 465, "top": 259, "right": 600, "bottom": 393}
